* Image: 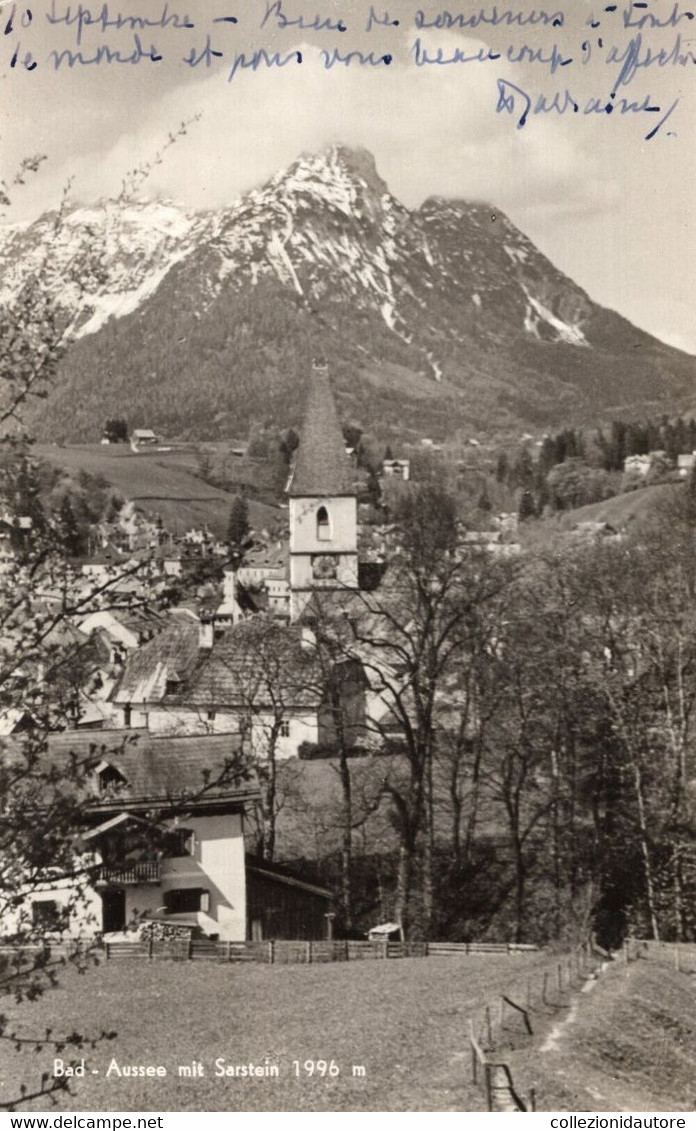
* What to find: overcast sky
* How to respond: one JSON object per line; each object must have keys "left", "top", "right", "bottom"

{"left": 3, "top": 0, "right": 694, "bottom": 352}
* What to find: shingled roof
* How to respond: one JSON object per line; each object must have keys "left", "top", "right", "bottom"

{"left": 171, "top": 623, "right": 323, "bottom": 710}
{"left": 287, "top": 365, "right": 355, "bottom": 498}
{"left": 110, "top": 616, "right": 200, "bottom": 705}
{"left": 47, "top": 729, "right": 256, "bottom": 814}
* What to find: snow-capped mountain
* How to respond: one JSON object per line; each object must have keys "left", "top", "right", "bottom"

{"left": 3, "top": 146, "right": 694, "bottom": 442}
{"left": 0, "top": 199, "right": 215, "bottom": 337}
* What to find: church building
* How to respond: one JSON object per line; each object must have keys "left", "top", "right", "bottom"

{"left": 287, "top": 362, "right": 359, "bottom": 622}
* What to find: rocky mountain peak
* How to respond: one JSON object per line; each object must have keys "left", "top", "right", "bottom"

{"left": 253, "top": 143, "right": 393, "bottom": 227}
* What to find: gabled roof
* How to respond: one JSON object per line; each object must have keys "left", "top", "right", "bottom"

{"left": 170, "top": 623, "right": 323, "bottom": 710}
{"left": 110, "top": 617, "right": 201, "bottom": 705}
{"left": 47, "top": 729, "right": 256, "bottom": 813}
{"left": 287, "top": 366, "right": 355, "bottom": 498}
{"left": 246, "top": 858, "right": 333, "bottom": 900}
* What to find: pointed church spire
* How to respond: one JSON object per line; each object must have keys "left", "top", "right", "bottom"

{"left": 288, "top": 362, "right": 355, "bottom": 498}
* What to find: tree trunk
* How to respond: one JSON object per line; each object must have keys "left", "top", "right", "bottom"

{"left": 673, "top": 845, "right": 684, "bottom": 942}
{"left": 261, "top": 737, "right": 278, "bottom": 862}
{"left": 633, "top": 762, "right": 660, "bottom": 941}
{"left": 338, "top": 745, "right": 353, "bottom": 931}
{"left": 421, "top": 747, "right": 434, "bottom": 935}
{"left": 511, "top": 832, "right": 526, "bottom": 944}
{"left": 462, "top": 741, "right": 483, "bottom": 869}
{"left": 551, "top": 748, "right": 562, "bottom": 939}
{"left": 394, "top": 842, "right": 414, "bottom": 937}
{"left": 333, "top": 685, "right": 353, "bottom": 930}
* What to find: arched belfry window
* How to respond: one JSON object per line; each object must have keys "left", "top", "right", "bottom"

{"left": 317, "top": 506, "right": 331, "bottom": 541}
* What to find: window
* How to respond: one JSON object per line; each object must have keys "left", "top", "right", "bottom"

{"left": 316, "top": 506, "right": 330, "bottom": 541}
{"left": 32, "top": 900, "right": 67, "bottom": 930}
{"left": 279, "top": 720, "right": 290, "bottom": 738}
{"left": 97, "top": 764, "right": 127, "bottom": 794}
{"left": 207, "top": 710, "right": 216, "bottom": 722}
{"left": 166, "top": 828, "right": 195, "bottom": 858}
{"left": 164, "top": 888, "right": 209, "bottom": 914}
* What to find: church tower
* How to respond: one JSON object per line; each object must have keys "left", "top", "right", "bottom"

{"left": 288, "top": 362, "right": 358, "bottom": 621}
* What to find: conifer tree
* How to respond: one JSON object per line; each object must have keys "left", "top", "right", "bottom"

{"left": 227, "top": 494, "right": 250, "bottom": 553}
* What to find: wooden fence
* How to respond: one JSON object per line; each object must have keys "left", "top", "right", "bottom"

{"left": 102, "top": 937, "right": 535, "bottom": 963}
{"left": 467, "top": 941, "right": 606, "bottom": 1111}
{"left": 466, "top": 938, "right": 696, "bottom": 1111}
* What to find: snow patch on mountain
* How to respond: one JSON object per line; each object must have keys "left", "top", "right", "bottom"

{"left": 0, "top": 199, "right": 211, "bottom": 338}
{"left": 522, "top": 284, "right": 589, "bottom": 347}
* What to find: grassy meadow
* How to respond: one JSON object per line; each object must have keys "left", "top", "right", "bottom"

{"left": 1, "top": 952, "right": 545, "bottom": 1112}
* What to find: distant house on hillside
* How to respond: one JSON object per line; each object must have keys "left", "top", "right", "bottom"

{"left": 570, "top": 520, "right": 622, "bottom": 542}
{"left": 131, "top": 429, "right": 158, "bottom": 448}
{"left": 382, "top": 458, "right": 410, "bottom": 481}
{"left": 623, "top": 454, "right": 651, "bottom": 478}
{"left": 624, "top": 450, "right": 672, "bottom": 479}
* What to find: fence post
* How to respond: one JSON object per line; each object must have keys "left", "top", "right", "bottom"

{"left": 188, "top": 935, "right": 193, "bottom": 961}
{"left": 557, "top": 963, "right": 563, "bottom": 993}
{"left": 268, "top": 940, "right": 275, "bottom": 965}
{"left": 542, "top": 970, "right": 549, "bottom": 1004}
{"left": 484, "top": 1063, "right": 493, "bottom": 1112}
{"left": 148, "top": 936, "right": 154, "bottom": 960}
{"left": 226, "top": 940, "right": 231, "bottom": 962}
{"left": 469, "top": 1021, "right": 478, "bottom": 1084}
{"left": 306, "top": 941, "right": 312, "bottom": 964}
{"left": 105, "top": 942, "right": 110, "bottom": 961}
{"left": 484, "top": 1004, "right": 493, "bottom": 1048}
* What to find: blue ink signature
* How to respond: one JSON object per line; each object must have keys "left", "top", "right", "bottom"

{"left": 496, "top": 77, "right": 680, "bottom": 139}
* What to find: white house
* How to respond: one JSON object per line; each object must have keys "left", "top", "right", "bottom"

{"left": 381, "top": 458, "right": 410, "bottom": 482}
{"left": 107, "top": 615, "right": 367, "bottom": 759}
{"left": 7, "top": 731, "right": 256, "bottom": 941}
{"left": 7, "top": 730, "right": 332, "bottom": 942}
{"left": 131, "top": 429, "right": 158, "bottom": 448}
{"left": 623, "top": 454, "right": 651, "bottom": 477}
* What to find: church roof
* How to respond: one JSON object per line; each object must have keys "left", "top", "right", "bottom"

{"left": 287, "top": 366, "right": 355, "bottom": 498}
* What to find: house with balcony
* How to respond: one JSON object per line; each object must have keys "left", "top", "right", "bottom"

{"left": 14, "top": 729, "right": 332, "bottom": 942}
